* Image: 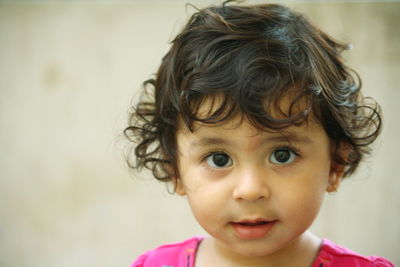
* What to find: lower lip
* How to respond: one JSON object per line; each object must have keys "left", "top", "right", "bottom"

{"left": 231, "top": 221, "right": 276, "bottom": 240}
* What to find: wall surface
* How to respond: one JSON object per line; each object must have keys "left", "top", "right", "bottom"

{"left": 0, "top": 1, "right": 399, "bottom": 266}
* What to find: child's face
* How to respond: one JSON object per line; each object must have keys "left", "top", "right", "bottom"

{"left": 175, "top": 112, "right": 341, "bottom": 257}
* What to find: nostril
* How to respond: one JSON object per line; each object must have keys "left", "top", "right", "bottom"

{"left": 233, "top": 188, "right": 269, "bottom": 201}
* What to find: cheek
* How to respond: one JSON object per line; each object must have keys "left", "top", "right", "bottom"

{"left": 277, "top": 176, "right": 328, "bottom": 220}
{"left": 186, "top": 185, "right": 227, "bottom": 213}
{"left": 186, "top": 193, "right": 222, "bottom": 233}
{"left": 276, "top": 193, "right": 325, "bottom": 234}
{"left": 184, "top": 181, "right": 230, "bottom": 223}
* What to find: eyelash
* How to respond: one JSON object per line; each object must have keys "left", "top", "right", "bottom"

{"left": 199, "top": 150, "right": 232, "bottom": 171}
{"left": 272, "top": 145, "right": 301, "bottom": 157}
{"left": 200, "top": 150, "right": 228, "bottom": 163}
{"left": 269, "top": 145, "right": 302, "bottom": 165}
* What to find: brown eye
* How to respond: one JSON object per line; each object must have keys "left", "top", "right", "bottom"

{"left": 206, "top": 152, "right": 233, "bottom": 168}
{"left": 270, "top": 148, "right": 295, "bottom": 164}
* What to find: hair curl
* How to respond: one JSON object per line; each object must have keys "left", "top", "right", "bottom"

{"left": 124, "top": 1, "right": 382, "bottom": 182}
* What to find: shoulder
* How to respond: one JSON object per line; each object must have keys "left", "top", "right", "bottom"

{"left": 314, "top": 239, "right": 394, "bottom": 267}
{"left": 130, "top": 236, "right": 204, "bottom": 267}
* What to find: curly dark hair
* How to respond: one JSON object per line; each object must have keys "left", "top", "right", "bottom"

{"left": 124, "top": 1, "right": 382, "bottom": 183}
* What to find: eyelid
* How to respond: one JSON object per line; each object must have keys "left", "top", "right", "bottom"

{"left": 201, "top": 150, "right": 233, "bottom": 169}
{"left": 200, "top": 148, "right": 228, "bottom": 161}
{"left": 269, "top": 145, "right": 302, "bottom": 165}
{"left": 270, "top": 144, "right": 301, "bottom": 155}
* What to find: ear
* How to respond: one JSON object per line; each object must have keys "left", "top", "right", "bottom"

{"left": 174, "top": 176, "right": 186, "bottom": 196}
{"left": 327, "top": 141, "right": 350, "bottom": 193}
{"left": 327, "top": 162, "right": 344, "bottom": 193}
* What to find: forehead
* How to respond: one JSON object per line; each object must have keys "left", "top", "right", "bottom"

{"left": 178, "top": 90, "right": 312, "bottom": 134}
{"left": 177, "top": 112, "right": 328, "bottom": 150}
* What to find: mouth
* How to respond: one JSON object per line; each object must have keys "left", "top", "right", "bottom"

{"left": 231, "top": 219, "right": 276, "bottom": 240}
{"left": 235, "top": 220, "right": 270, "bottom": 226}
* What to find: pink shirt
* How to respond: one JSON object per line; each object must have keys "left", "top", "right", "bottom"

{"left": 131, "top": 236, "right": 394, "bottom": 267}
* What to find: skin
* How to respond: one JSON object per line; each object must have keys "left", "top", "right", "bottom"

{"left": 174, "top": 115, "right": 343, "bottom": 267}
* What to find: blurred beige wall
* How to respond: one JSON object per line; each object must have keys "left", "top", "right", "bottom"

{"left": 0, "top": 1, "right": 399, "bottom": 266}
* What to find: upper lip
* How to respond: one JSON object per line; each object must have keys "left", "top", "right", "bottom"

{"left": 233, "top": 218, "right": 274, "bottom": 225}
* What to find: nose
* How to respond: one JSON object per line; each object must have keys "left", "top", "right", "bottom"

{"left": 232, "top": 166, "right": 271, "bottom": 201}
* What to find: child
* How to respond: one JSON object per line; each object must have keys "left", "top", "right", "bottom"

{"left": 124, "top": 1, "right": 393, "bottom": 266}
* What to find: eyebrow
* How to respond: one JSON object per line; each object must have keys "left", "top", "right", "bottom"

{"left": 263, "top": 134, "right": 313, "bottom": 144}
{"left": 190, "top": 137, "right": 234, "bottom": 148}
{"left": 189, "top": 133, "right": 313, "bottom": 148}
